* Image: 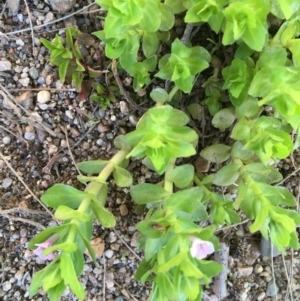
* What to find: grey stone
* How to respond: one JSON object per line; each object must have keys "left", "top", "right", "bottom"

{"left": 266, "top": 279, "right": 279, "bottom": 296}
{"left": 29, "top": 67, "right": 39, "bottom": 79}
{"left": 260, "top": 236, "right": 281, "bottom": 257}
{"left": 2, "top": 178, "right": 13, "bottom": 188}
{"left": 2, "top": 136, "right": 11, "bottom": 144}
{"left": 0, "top": 60, "right": 12, "bottom": 71}
{"left": 24, "top": 132, "right": 36, "bottom": 141}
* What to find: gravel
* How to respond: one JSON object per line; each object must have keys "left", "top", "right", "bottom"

{"left": 1, "top": 1, "right": 300, "bottom": 301}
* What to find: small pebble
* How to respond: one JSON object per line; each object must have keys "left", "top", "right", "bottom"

{"left": 39, "top": 104, "right": 48, "bottom": 110}
{"left": 257, "top": 292, "right": 266, "bottom": 301}
{"left": 254, "top": 264, "right": 263, "bottom": 274}
{"left": 108, "top": 232, "right": 117, "bottom": 243}
{"left": 19, "top": 78, "right": 30, "bottom": 87}
{"left": 2, "top": 178, "right": 13, "bottom": 188}
{"left": 105, "top": 249, "right": 114, "bottom": 258}
{"left": 2, "top": 281, "right": 11, "bottom": 291}
{"left": 48, "top": 144, "right": 58, "bottom": 155}
{"left": 65, "top": 110, "right": 74, "bottom": 119}
{"left": 0, "top": 60, "right": 12, "bottom": 71}
{"left": 129, "top": 115, "right": 138, "bottom": 126}
{"left": 15, "top": 267, "right": 25, "bottom": 281}
{"left": 37, "top": 91, "right": 51, "bottom": 104}
{"left": 29, "top": 67, "right": 39, "bottom": 79}
{"left": 16, "top": 38, "right": 24, "bottom": 46}
{"left": 119, "top": 204, "right": 128, "bottom": 216}
{"left": 20, "top": 228, "right": 27, "bottom": 237}
{"left": 24, "top": 132, "right": 36, "bottom": 141}
{"left": 266, "top": 279, "right": 279, "bottom": 296}
{"left": 238, "top": 266, "right": 253, "bottom": 277}
{"left": 2, "top": 136, "right": 11, "bottom": 144}
{"left": 119, "top": 101, "right": 129, "bottom": 114}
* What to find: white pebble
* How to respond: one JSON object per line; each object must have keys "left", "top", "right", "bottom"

{"left": 105, "top": 249, "right": 114, "bottom": 258}
{"left": 48, "top": 144, "right": 58, "bottom": 155}
{"left": 65, "top": 110, "right": 74, "bottom": 119}
{"left": 2, "top": 178, "right": 13, "bottom": 188}
{"left": 0, "top": 60, "right": 12, "bottom": 71}
{"left": 257, "top": 292, "right": 266, "bottom": 301}
{"left": 39, "top": 104, "right": 48, "bottom": 110}
{"left": 16, "top": 39, "right": 25, "bottom": 46}
{"left": 37, "top": 91, "right": 51, "bottom": 104}
{"left": 2, "top": 281, "right": 11, "bottom": 291}
{"left": 2, "top": 136, "right": 11, "bottom": 144}
{"left": 19, "top": 78, "right": 30, "bottom": 87}
{"left": 24, "top": 132, "right": 36, "bottom": 141}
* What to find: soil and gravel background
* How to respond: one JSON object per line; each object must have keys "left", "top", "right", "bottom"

{"left": 1, "top": 1, "right": 300, "bottom": 301}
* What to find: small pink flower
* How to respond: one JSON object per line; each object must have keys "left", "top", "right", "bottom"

{"left": 33, "top": 235, "right": 57, "bottom": 261}
{"left": 189, "top": 236, "right": 214, "bottom": 260}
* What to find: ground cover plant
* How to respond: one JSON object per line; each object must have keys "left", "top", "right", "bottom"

{"left": 29, "top": 1, "right": 300, "bottom": 300}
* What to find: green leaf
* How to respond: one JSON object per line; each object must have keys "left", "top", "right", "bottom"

{"left": 152, "top": 250, "right": 188, "bottom": 273}
{"left": 130, "top": 183, "right": 170, "bottom": 204}
{"left": 249, "top": 205, "right": 269, "bottom": 233}
{"left": 176, "top": 203, "right": 208, "bottom": 222}
{"left": 212, "top": 108, "right": 236, "bottom": 130}
{"left": 276, "top": 0, "right": 300, "bottom": 19}
{"left": 165, "top": 0, "right": 186, "bottom": 13}
{"left": 29, "top": 268, "right": 48, "bottom": 296}
{"left": 257, "top": 46, "right": 287, "bottom": 68}
{"left": 231, "top": 141, "right": 254, "bottom": 160}
{"left": 75, "top": 226, "right": 96, "bottom": 263}
{"left": 91, "top": 201, "right": 116, "bottom": 228}
{"left": 139, "top": 2, "right": 161, "bottom": 32}
{"left": 155, "top": 273, "right": 176, "bottom": 300}
{"left": 200, "top": 144, "right": 231, "bottom": 163}
{"left": 58, "top": 59, "right": 69, "bottom": 83}
{"left": 41, "top": 184, "right": 87, "bottom": 209}
{"left": 60, "top": 253, "right": 86, "bottom": 299}
{"left": 235, "top": 97, "right": 260, "bottom": 118}
{"left": 77, "top": 160, "right": 109, "bottom": 174}
{"left": 166, "top": 164, "right": 194, "bottom": 188}
{"left": 165, "top": 187, "right": 203, "bottom": 213}
{"left": 47, "top": 281, "right": 66, "bottom": 301}
{"left": 44, "top": 241, "right": 77, "bottom": 255}
{"left": 137, "top": 220, "right": 165, "bottom": 239}
{"left": 54, "top": 205, "right": 90, "bottom": 222}
{"left": 42, "top": 265, "right": 62, "bottom": 291}
{"left": 28, "top": 224, "right": 69, "bottom": 249}
{"left": 113, "top": 165, "right": 132, "bottom": 187}
{"left": 197, "top": 260, "right": 223, "bottom": 278}
{"left": 213, "top": 163, "right": 241, "bottom": 186}
{"left": 187, "top": 103, "right": 202, "bottom": 120}
{"left": 158, "top": 3, "right": 175, "bottom": 31}
{"left": 243, "top": 163, "right": 283, "bottom": 184}
{"left": 142, "top": 32, "right": 159, "bottom": 58}
{"left": 150, "top": 88, "right": 169, "bottom": 105}
{"left": 180, "top": 258, "right": 204, "bottom": 279}
{"left": 183, "top": 276, "right": 200, "bottom": 300}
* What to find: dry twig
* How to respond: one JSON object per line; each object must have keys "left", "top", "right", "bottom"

{"left": 23, "top": 0, "right": 35, "bottom": 49}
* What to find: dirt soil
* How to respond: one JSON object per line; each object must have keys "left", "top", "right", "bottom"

{"left": 1, "top": 1, "right": 300, "bottom": 301}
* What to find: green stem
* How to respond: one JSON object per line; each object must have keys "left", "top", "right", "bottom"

{"left": 233, "top": 159, "right": 269, "bottom": 206}
{"left": 69, "top": 149, "right": 131, "bottom": 239}
{"left": 168, "top": 86, "right": 179, "bottom": 102}
{"left": 164, "top": 158, "right": 176, "bottom": 195}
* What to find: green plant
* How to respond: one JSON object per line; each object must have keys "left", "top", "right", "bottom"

{"left": 29, "top": 1, "right": 300, "bottom": 300}
{"left": 41, "top": 27, "right": 102, "bottom": 91}
{"left": 90, "top": 82, "right": 116, "bottom": 109}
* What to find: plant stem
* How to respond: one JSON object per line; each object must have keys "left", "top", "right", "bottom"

{"left": 96, "top": 148, "right": 130, "bottom": 182}
{"left": 168, "top": 86, "right": 179, "bottom": 102}
{"left": 164, "top": 158, "right": 176, "bottom": 195}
